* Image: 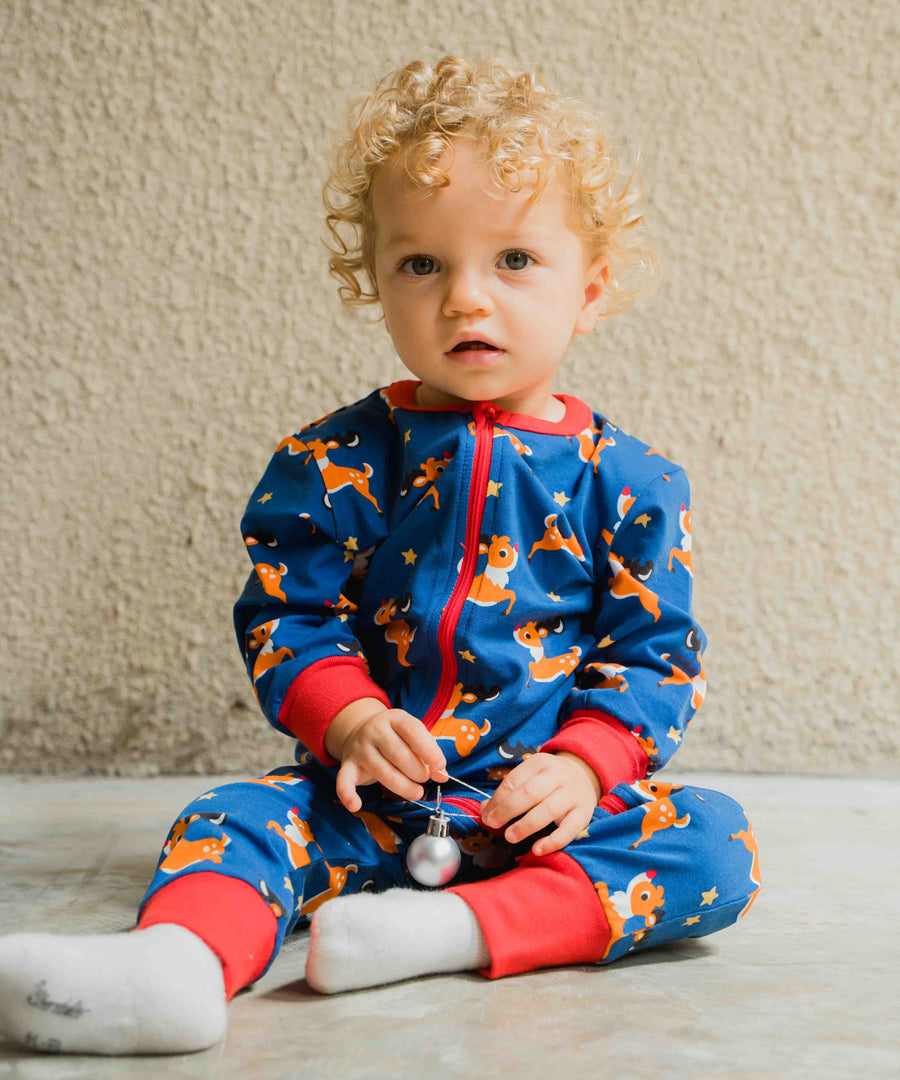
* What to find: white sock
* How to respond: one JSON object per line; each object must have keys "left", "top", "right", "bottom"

{"left": 305, "top": 887, "right": 491, "bottom": 994}
{"left": 0, "top": 925, "right": 227, "bottom": 1055}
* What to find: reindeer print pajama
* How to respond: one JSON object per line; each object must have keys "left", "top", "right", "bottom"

{"left": 137, "top": 380, "right": 760, "bottom": 990}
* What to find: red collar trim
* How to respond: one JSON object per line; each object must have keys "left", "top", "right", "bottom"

{"left": 384, "top": 381, "right": 593, "bottom": 435}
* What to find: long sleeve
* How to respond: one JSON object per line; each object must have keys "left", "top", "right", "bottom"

{"left": 233, "top": 430, "right": 392, "bottom": 765}
{"left": 543, "top": 468, "right": 707, "bottom": 792}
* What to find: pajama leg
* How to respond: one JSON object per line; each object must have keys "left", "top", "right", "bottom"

{"left": 136, "top": 764, "right": 410, "bottom": 995}
{"left": 449, "top": 781, "right": 760, "bottom": 976}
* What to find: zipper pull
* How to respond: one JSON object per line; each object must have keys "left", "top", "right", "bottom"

{"left": 479, "top": 403, "right": 499, "bottom": 425}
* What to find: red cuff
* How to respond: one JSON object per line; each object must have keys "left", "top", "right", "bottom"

{"left": 448, "top": 851, "right": 610, "bottom": 978}
{"left": 542, "top": 711, "right": 648, "bottom": 796}
{"left": 278, "top": 656, "right": 392, "bottom": 766}
{"left": 136, "top": 872, "right": 278, "bottom": 1000}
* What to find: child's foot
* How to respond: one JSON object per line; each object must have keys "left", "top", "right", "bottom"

{"left": 0, "top": 925, "right": 226, "bottom": 1055}
{"left": 305, "top": 887, "right": 490, "bottom": 993}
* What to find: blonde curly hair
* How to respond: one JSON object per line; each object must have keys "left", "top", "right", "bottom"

{"left": 323, "top": 56, "right": 660, "bottom": 317}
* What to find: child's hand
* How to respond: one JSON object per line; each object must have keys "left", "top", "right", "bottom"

{"left": 480, "top": 752, "right": 601, "bottom": 857}
{"left": 334, "top": 707, "right": 449, "bottom": 814}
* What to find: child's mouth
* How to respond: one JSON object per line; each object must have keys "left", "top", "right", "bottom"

{"left": 451, "top": 341, "right": 499, "bottom": 352}
{"left": 447, "top": 341, "right": 504, "bottom": 364}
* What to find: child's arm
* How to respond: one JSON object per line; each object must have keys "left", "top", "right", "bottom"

{"left": 485, "top": 468, "right": 706, "bottom": 855}
{"left": 232, "top": 423, "right": 392, "bottom": 765}
{"left": 543, "top": 467, "right": 706, "bottom": 791}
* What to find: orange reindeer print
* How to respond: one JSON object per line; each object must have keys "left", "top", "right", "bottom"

{"left": 627, "top": 779, "right": 691, "bottom": 848}
{"left": 578, "top": 661, "right": 629, "bottom": 692}
{"left": 400, "top": 452, "right": 452, "bottom": 510}
{"left": 324, "top": 591, "right": 358, "bottom": 619}
{"left": 467, "top": 421, "right": 532, "bottom": 457}
{"left": 430, "top": 714, "right": 492, "bottom": 757}
{"left": 594, "top": 870, "right": 665, "bottom": 960}
{"left": 631, "top": 727, "right": 660, "bottom": 768}
{"left": 668, "top": 503, "right": 693, "bottom": 576}
{"left": 163, "top": 811, "right": 226, "bottom": 855}
{"left": 352, "top": 810, "right": 402, "bottom": 853}
{"left": 458, "top": 832, "right": 512, "bottom": 870}
{"left": 528, "top": 514, "right": 585, "bottom": 562}
{"left": 253, "top": 561, "right": 288, "bottom": 603}
{"left": 276, "top": 431, "right": 382, "bottom": 515}
{"left": 378, "top": 385, "right": 404, "bottom": 420}
{"left": 267, "top": 808, "right": 316, "bottom": 870}
{"left": 607, "top": 552, "right": 661, "bottom": 622}
{"left": 257, "top": 879, "right": 285, "bottom": 920}
{"left": 243, "top": 528, "right": 279, "bottom": 551}
{"left": 729, "top": 814, "right": 762, "bottom": 917}
{"left": 513, "top": 617, "right": 582, "bottom": 686}
{"left": 429, "top": 683, "right": 498, "bottom": 756}
{"left": 658, "top": 639, "right": 707, "bottom": 711}
{"left": 463, "top": 534, "right": 518, "bottom": 615}
{"left": 600, "top": 487, "right": 637, "bottom": 547}
{"left": 247, "top": 620, "right": 294, "bottom": 699}
{"left": 245, "top": 771, "right": 306, "bottom": 791}
{"left": 159, "top": 834, "right": 231, "bottom": 875}
{"left": 299, "top": 862, "right": 357, "bottom": 917}
{"left": 374, "top": 593, "right": 416, "bottom": 667}
{"left": 631, "top": 778, "right": 682, "bottom": 801}
{"left": 573, "top": 423, "right": 616, "bottom": 474}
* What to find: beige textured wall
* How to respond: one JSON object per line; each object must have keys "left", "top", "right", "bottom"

{"left": 2, "top": 0, "right": 898, "bottom": 777}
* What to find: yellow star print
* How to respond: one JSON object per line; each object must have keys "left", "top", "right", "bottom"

{"left": 598, "top": 635, "right": 615, "bottom": 648}
{"left": 634, "top": 513, "right": 652, "bottom": 527}
{"left": 196, "top": 792, "right": 217, "bottom": 801}
{"left": 547, "top": 592, "right": 562, "bottom": 602}
{"left": 667, "top": 726, "right": 683, "bottom": 744}
{"left": 402, "top": 549, "right": 417, "bottom": 565}
{"left": 553, "top": 491, "right": 570, "bottom": 506}
{"left": 684, "top": 915, "right": 701, "bottom": 926}
{"left": 458, "top": 650, "right": 476, "bottom": 662}
{"left": 258, "top": 492, "right": 273, "bottom": 504}
{"left": 486, "top": 480, "right": 502, "bottom": 497}
{"left": 404, "top": 429, "right": 411, "bottom": 443}
{"left": 701, "top": 887, "right": 718, "bottom": 906}
{"left": 343, "top": 536, "right": 359, "bottom": 562}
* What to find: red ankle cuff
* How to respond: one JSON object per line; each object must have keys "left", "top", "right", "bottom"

{"left": 137, "top": 873, "right": 278, "bottom": 1000}
{"left": 448, "top": 851, "right": 610, "bottom": 979}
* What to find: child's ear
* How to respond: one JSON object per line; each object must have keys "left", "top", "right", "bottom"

{"left": 574, "top": 257, "right": 610, "bottom": 335}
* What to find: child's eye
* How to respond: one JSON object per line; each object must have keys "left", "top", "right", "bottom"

{"left": 499, "top": 250, "right": 533, "bottom": 271}
{"left": 400, "top": 255, "right": 438, "bottom": 276}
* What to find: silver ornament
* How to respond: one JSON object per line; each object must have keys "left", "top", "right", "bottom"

{"left": 406, "top": 809, "right": 461, "bottom": 887}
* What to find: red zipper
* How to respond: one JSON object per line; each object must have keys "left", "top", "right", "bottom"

{"left": 423, "top": 402, "right": 497, "bottom": 727}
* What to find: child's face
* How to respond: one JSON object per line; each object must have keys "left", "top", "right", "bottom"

{"left": 371, "top": 140, "right": 609, "bottom": 421}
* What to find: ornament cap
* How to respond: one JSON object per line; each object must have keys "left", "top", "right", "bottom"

{"left": 426, "top": 811, "right": 451, "bottom": 838}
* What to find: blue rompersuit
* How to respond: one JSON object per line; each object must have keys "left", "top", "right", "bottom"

{"left": 138, "top": 380, "right": 760, "bottom": 977}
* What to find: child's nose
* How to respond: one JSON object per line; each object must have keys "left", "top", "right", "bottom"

{"left": 441, "top": 268, "right": 493, "bottom": 318}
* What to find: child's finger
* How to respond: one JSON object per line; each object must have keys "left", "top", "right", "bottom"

{"left": 482, "top": 763, "right": 554, "bottom": 828}
{"left": 369, "top": 756, "right": 427, "bottom": 803}
{"left": 503, "top": 788, "right": 567, "bottom": 844}
{"left": 392, "top": 712, "right": 447, "bottom": 776}
{"left": 531, "top": 807, "right": 585, "bottom": 857}
{"left": 377, "top": 734, "right": 433, "bottom": 785}
{"left": 335, "top": 761, "right": 363, "bottom": 813}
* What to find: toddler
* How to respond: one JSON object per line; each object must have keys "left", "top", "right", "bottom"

{"left": 0, "top": 56, "right": 760, "bottom": 1056}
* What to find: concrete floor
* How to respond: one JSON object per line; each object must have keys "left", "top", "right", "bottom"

{"left": 0, "top": 771, "right": 897, "bottom": 1079}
